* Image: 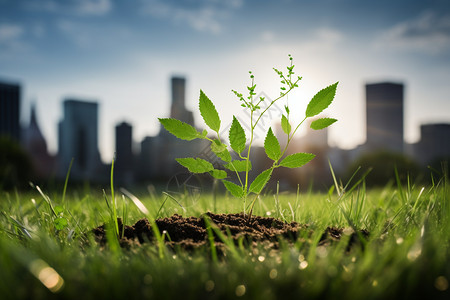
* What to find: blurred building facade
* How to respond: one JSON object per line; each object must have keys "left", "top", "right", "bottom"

{"left": 22, "top": 104, "right": 56, "bottom": 178}
{"left": 170, "top": 77, "right": 194, "bottom": 125}
{"left": 365, "top": 82, "right": 404, "bottom": 153}
{"left": 2, "top": 75, "right": 449, "bottom": 189}
{"left": 115, "top": 121, "right": 134, "bottom": 184}
{"left": 411, "top": 123, "right": 450, "bottom": 167}
{"left": 0, "top": 82, "right": 21, "bottom": 141}
{"left": 58, "top": 99, "right": 103, "bottom": 181}
{"left": 137, "top": 76, "right": 208, "bottom": 181}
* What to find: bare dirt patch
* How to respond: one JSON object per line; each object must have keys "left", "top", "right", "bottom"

{"left": 92, "top": 212, "right": 369, "bottom": 252}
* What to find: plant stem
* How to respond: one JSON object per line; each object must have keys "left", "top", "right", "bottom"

{"left": 110, "top": 157, "right": 119, "bottom": 238}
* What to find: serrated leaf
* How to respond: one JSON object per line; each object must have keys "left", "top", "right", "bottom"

{"left": 281, "top": 115, "right": 291, "bottom": 135}
{"left": 310, "top": 118, "right": 337, "bottom": 130}
{"left": 216, "top": 148, "right": 232, "bottom": 162}
{"left": 305, "top": 82, "right": 338, "bottom": 118}
{"left": 199, "top": 90, "right": 221, "bottom": 132}
{"left": 229, "top": 116, "right": 246, "bottom": 154}
{"left": 279, "top": 153, "right": 315, "bottom": 168}
{"left": 211, "top": 140, "right": 231, "bottom": 162}
{"left": 264, "top": 127, "right": 281, "bottom": 161}
{"left": 223, "top": 180, "right": 244, "bottom": 198}
{"left": 176, "top": 158, "right": 214, "bottom": 173}
{"left": 159, "top": 118, "right": 200, "bottom": 141}
{"left": 249, "top": 169, "right": 273, "bottom": 194}
{"left": 224, "top": 160, "right": 251, "bottom": 172}
{"left": 211, "top": 139, "right": 227, "bottom": 153}
{"left": 210, "top": 169, "right": 227, "bottom": 179}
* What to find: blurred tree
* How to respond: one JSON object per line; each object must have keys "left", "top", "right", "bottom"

{"left": 346, "top": 151, "right": 420, "bottom": 187}
{"left": 0, "top": 137, "right": 34, "bottom": 190}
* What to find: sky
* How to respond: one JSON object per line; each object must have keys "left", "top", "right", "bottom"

{"left": 1, "top": 0, "right": 450, "bottom": 162}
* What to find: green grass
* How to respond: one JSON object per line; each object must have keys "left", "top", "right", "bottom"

{"left": 0, "top": 177, "right": 449, "bottom": 300}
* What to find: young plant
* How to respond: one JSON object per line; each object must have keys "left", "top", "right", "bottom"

{"left": 159, "top": 55, "right": 338, "bottom": 217}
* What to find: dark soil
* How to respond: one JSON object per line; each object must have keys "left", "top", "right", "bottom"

{"left": 92, "top": 212, "right": 369, "bottom": 251}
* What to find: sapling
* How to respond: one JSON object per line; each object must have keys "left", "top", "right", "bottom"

{"left": 159, "top": 55, "right": 338, "bottom": 218}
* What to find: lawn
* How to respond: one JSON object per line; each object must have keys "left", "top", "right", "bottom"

{"left": 0, "top": 175, "right": 449, "bottom": 300}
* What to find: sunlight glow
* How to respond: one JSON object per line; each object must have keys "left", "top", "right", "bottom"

{"left": 407, "top": 243, "right": 422, "bottom": 261}
{"left": 235, "top": 284, "right": 246, "bottom": 297}
{"left": 29, "top": 259, "right": 64, "bottom": 293}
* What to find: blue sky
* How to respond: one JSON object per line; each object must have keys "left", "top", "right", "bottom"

{"left": 1, "top": 0, "right": 450, "bottom": 162}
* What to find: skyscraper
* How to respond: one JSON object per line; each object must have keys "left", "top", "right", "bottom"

{"left": 414, "top": 123, "right": 450, "bottom": 166}
{"left": 366, "top": 82, "right": 404, "bottom": 153}
{"left": 170, "top": 77, "right": 194, "bottom": 125}
{"left": 58, "top": 99, "right": 102, "bottom": 180}
{"left": 0, "top": 82, "right": 21, "bottom": 141}
{"left": 22, "top": 103, "right": 55, "bottom": 178}
{"left": 115, "top": 121, "right": 134, "bottom": 183}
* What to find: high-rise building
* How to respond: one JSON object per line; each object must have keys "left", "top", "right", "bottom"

{"left": 366, "top": 82, "right": 404, "bottom": 153}
{"left": 139, "top": 76, "right": 209, "bottom": 180}
{"left": 58, "top": 99, "right": 102, "bottom": 180}
{"left": 22, "top": 103, "right": 55, "bottom": 178}
{"left": 115, "top": 121, "right": 134, "bottom": 183}
{"left": 414, "top": 123, "right": 450, "bottom": 166}
{"left": 170, "top": 77, "right": 194, "bottom": 125}
{"left": 0, "top": 82, "right": 21, "bottom": 141}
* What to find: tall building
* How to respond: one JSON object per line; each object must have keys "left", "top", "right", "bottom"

{"left": 138, "top": 76, "right": 208, "bottom": 180}
{"left": 414, "top": 123, "right": 450, "bottom": 166}
{"left": 115, "top": 121, "right": 134, "bottom": 183}
{"left": 22, "top": 103, "right": 56, "bottom": 178}
{"left": 139, "top": 136, "right": 159, "bottom": 179}
{"left": 0, "top": 82, "right": 21, "bottom": 141}
{"left": 58, "top": 99, "right": 102, "bottom": 180}
{"left": 366, "top": 82, "right": 404, "bottom": 153}
{"left": 170, "top": 77, "right": 194, "bottom": 125}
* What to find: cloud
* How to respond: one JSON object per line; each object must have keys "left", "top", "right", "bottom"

{"left": 24, "top": 0, "right": 112, "bottom": 16}
{"left": 140, "top": 0, "right": 243, "bottom": 34}
{"left": 260, "top": 30, "right": 275, "bottom": 43}
{"left": 296, "top": 27, "right": 344, "bottom": 54}
{"left": 0, "top": 24, "right": 24, "bottom": 41}
{"left": 57, "top": 20, "right": 92, "bottom": 48}
{"left": 56, "top": 19, "right": 133, "bottom": 50}
{"left": 77, "top": 0, "right": 111, "bottom": 15}
{"left": 0, "top": 23, "right": 30, "bottom": 58}
{"left": 377, "top": 11, "right": 450, "bottom": 54}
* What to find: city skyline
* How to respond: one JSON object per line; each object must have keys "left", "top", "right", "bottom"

{"left": 2, "top": 76, "right": 448, "bottom": 187}
{"left": 2, "top": 75, "right": 449, "bottom": 165}
{"left": 1, "top": 0, "right": 450, "bottom": 162}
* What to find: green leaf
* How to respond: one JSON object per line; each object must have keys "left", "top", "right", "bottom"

{"left": 279, "top": 153, "right": 315, "bottom": 168}
{"left": 210, "top": 169, "right": 227, "bottom": 179}
{"left": 305, "top": 82, "right": 338, "bottom": 118}
{"left": 229, "top": 116, "right": 246, "bottom": 154}
{"left": 158, "top": 118, "right": 200, "bottom": 141}
{"left": 310, "top": 118, "right": 337, "bottom": 130}
{"left": 223, "top": 180, "right": 244, "bottom": 198}
{"left": 175, "top": 158, "right": 214, "bottom": 173}
{"left": 224, "top": 160, "right": 251, "bottom": 172}
{"left": 281, "top": 115, "right": 291, "bottom": 135}
{"left": 54, "top": 205, "right": 64, "bottom": 215}
{"left": 216, "top": 148, "right": 232, "bottom": 163}
{"left": 211, "top": 139, "right": 226, "bottom": 152}
{"left": 249, "top": 169, "right": 273, "bottom": 194}
{"left": 264, "top": 127, "right": 281, "bottom": 161}
{"left": 54, "top": 217, "right": 68, "bottom": 230}
{"left": 199, "top": 90, "right": 221, "bottom": 132}
{"left": 211, "top": 140, "right": 231, "bottom": 162}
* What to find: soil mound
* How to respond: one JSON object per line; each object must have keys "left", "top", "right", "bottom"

{"left": 92, "top": 212, "right": 369, "bottom": 251}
